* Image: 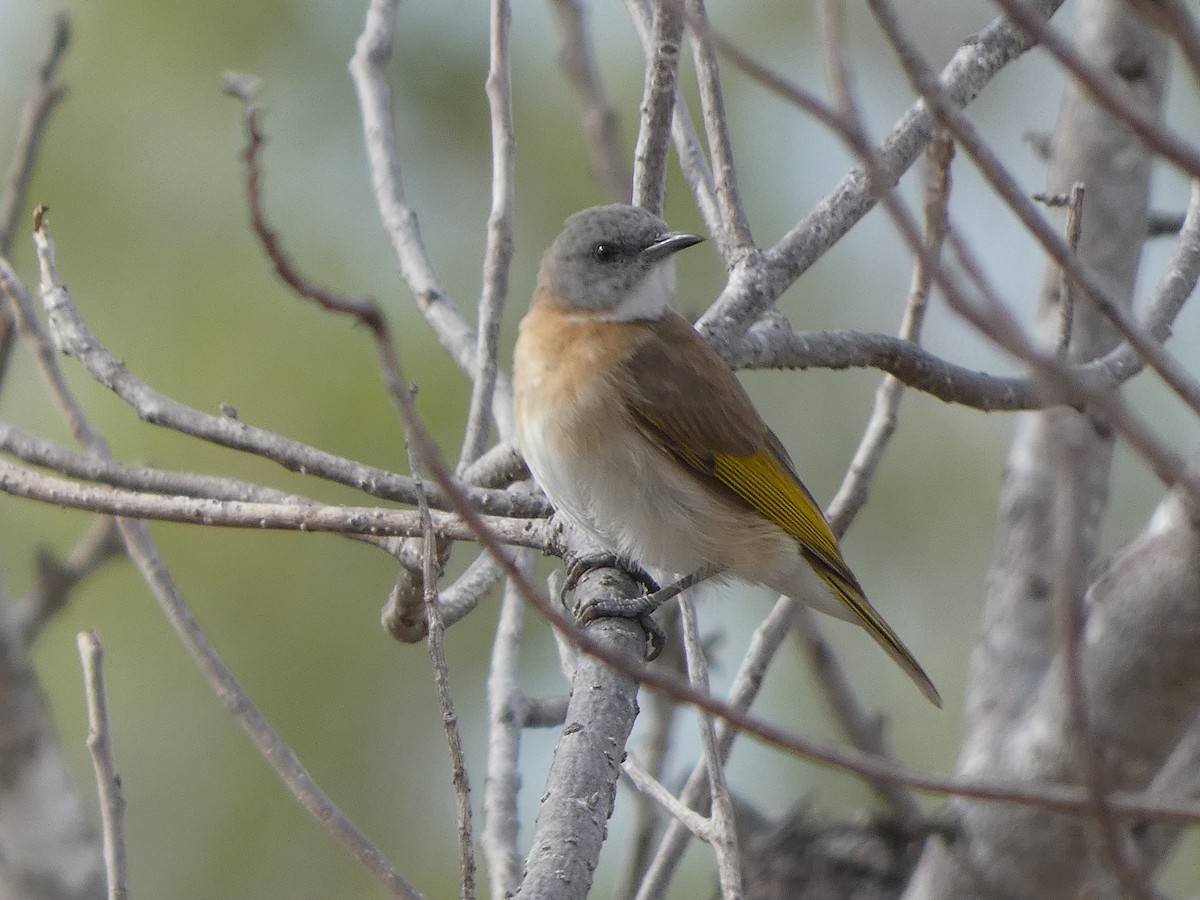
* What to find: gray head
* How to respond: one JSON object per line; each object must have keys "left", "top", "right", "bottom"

{"left": 536, "top": 204, "right": 704, "bottom": 321}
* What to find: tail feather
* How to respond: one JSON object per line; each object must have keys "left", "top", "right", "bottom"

{"left": 812, "top": 559, "right": 942, "bottom": 708}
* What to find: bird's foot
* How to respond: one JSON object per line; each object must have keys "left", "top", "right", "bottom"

{"left": 562, "top": 552, "right": 665, "bottom": 659}
{"left": 562, "top": 551, "right": 660, "bottom": 598}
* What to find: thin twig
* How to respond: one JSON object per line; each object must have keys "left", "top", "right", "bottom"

{"left": 678, "top": 596, "right": 742, "bottom": 898}
{"left": 991, "top": 0, "right": 1200, "bottom": 178}
{"left": 348, "top": 0, "right": 515, "bottom": 436}
{"left": 481, "top": 560, "right": 531, "bottom": 899}
{"left": 869, "top": 0, "right": 1200, "bottom": 425}
{"left": 696, "top": 0, "right": 1068, "bottom": 344}
{"left": 6, "top": 208, "right": 105, "bottom": 447}
{"left": 624, "top": 0, "right": 720, "bottom": 230}
{"left": 826, "top": 135, "right": 952, "bottom": 530}
{"left": 794, "top": 7, "right": 942, "bottom": 824}
{"left": 682, "top": 0, "right": 753, "bottom": 256}
{"left": 461, "top": 0, "right": 516, "bottom": 466}
{"left": 622, "top": 757, "right": 715, "bottom": 840}
{"left": 615, "top": 603, "right": 683, "bottom": 899}
{"left": 0, "top": 256, "right": 548, "bottom": 521}
{"left": 547, "top": 0, "right": 631, "bottom": 202}
{"left": 1150, "top": 0, "right": 1200, "bottom": 84}
{"left": 0, "top": 13, "right": 70, "bottom": 256}
{"left": 0, "top": 10, "right": 67, "bottom": 387}
{"left": 733, "top": 179, "right": 1200, "bottom": 410}
{"left": 77, "top": 630, "right": 129, "bottom": 900}
{"left": 22, "top": 516, "right": 122, "bottom": 642}
{"left": 0, "top": 421, "right": 399, "bottom": 556}
{"left": 0, "top": 455, "right": 548, "bottom": 547}
{"left": 31, "top": 210, "right": 423, "bottom": 900}
{"left": 633, "top": 596, "right": 799, "bottom": 899}
{"left": 408, "top": 437, "right": 476, "bottom": 900}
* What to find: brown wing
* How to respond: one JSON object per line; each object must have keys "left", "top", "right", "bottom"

{"left": 621, "top": 311, "right": 765, "bottom": 458}
{"left": 621, "top": 312, "right": 846, "bottom": 567}
{"left": 619, "top": 312, "right": 942, "bottom": 706}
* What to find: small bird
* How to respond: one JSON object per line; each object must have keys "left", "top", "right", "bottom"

{"left": 513, "top": 204, "right": 940, "bottom": 707}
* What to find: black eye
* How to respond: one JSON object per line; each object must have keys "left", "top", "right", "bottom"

{"left": 592, "top": 242, "right": 618, "bottom": 263}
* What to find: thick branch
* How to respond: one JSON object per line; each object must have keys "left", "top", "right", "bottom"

{"left": 515, "top": 570, "right": 646, "bottom": 900}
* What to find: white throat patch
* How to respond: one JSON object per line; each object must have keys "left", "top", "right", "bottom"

{"left": 607, "top": 259, "right": 676, "bottom": 322}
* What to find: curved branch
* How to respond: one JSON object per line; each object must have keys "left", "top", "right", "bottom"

{"left": 697, "top": 0, "right": 1068, "bottom": 346}
{"left": 0, "top": 258, "right": 549, "bottom": 520}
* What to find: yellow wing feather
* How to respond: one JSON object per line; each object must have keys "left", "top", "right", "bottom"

{"left": 675, "top": 443, "right": 943, "bottom": 707}
{"left": 621, "top": 313, "right": 940, "bottom": 705}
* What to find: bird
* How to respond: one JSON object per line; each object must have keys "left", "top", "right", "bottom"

{"left": 513, "top": 204, "right": 941, "bottom": 707}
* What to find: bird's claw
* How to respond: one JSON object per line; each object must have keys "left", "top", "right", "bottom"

{"left": 561, "top": 553, "right": 665, "bottom": 660}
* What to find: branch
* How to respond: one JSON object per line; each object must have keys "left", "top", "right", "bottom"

{"left": 348, "top": 0, "right": 515, "bottom": 436}
{"left": 0, "top": 455, "right": 548, "bottom": 547}
{"left": 992, "top": 0, "right": 1200, "bottom": 179}
{"left": 76, "top": 631, "right": 129, "bottom": 900}
{"left": 409, "top": 443, "right": 476, "bottom": 899}
{"left": 547, "top": 0, "right": 631, "bottom": 202}
{"left": 0, "top": 13, "right": 69, "bottom": 257}
{"left": 630, "top": 0, "right": 684, "bottom": 213}
{"left": 0, "top": 256, "right": 549, "bottom": 520}
{"left": 624, "top": 0, "right": 720, "bottom": 230}
{"left": 514, "top": 572, "right": 646, "bottom": 900}
{"left": 906, "top": 0, "right": 1176, "bottom": 895}
{"left": 462, "top": 0, "right": 516, "bottom": 464}
{"left": 27, "top": 212, "right": 424, "bottom": 899}
{"left": 696, "top": 0, "right": 1067, "bottom": 348}
{"left": 678, "top": 596, "right": 742, "bottom": 897}
{"left": 21, "top": 516, "right": 122, "bottom": 641}
{"left": 682, "top": 0, "right": 753, "bottom": 256}
{"left": 481, "top": 561, "right": 531, "bottom": 899}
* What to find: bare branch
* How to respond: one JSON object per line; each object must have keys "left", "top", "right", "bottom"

{"left": 678, "top": 595, "right": 742, "bottom": 897}
{"left": 0, "top": 455, "right": 549, "bottom": 548}
{"left": 1049, "top": 417, "right": 1151, "bottom": 900}
{"left": 872, "top": 0, "right": 1200, "bottom": 424}
{"left": 624, "top": 0, "right": 720, "bottom": 229}
{"left": 0, "top": 584, "right": 103, "bottom": 900}
{"left": 547, "top": 0, "right": 631, "bottom": 202}
{"left": 0, "top": 13, "right": 69, "bottom": 257}
{"left": 462, "top": 0, "right": 517, "bottom": 465}
{"left": 409, "top": 442, "right": 476, "bottom": 900}
{"left": 696, "top": 0, "right": 1068, "bottom": 347}
{"left": 76, "top": 631, "right": 129, "bottom": 900}
{"left": 515, "top": 571, "right": 646, "bottom": 900}
{"left": 630, "top": 0, "right": 684, "bottom": 214}
{"left": 481, "top": 561, "right": 532, "bottom": 900}
{"left": 348, "top": 0, "right": 515, "bottom": 436}
{"left": 0, "top": 257, "right": 548, "bottom": 520}
{"left": 21, "top": 516, "right": 122, "bottom": 641}
{"left": 992, "top": 0, "right": 1200, "bottom": 179}
{"left": 826, "top": 135, "right": 952, "bottom": 531}
{"left": 633, "top": 596, "right": 798, "bottom": 899}
{"left": 682, "top": 0, "right": 753, "bottom": 256}
{"left": 28, "top": 207, "right": 424, "bottom": 900}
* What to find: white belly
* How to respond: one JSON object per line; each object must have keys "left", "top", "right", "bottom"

{"left": 516, "top": 398, "right": 816, "bottom": 602}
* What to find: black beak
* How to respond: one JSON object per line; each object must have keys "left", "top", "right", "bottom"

{"left": 641, "top": 230, "right": 705, "bottom": 264}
